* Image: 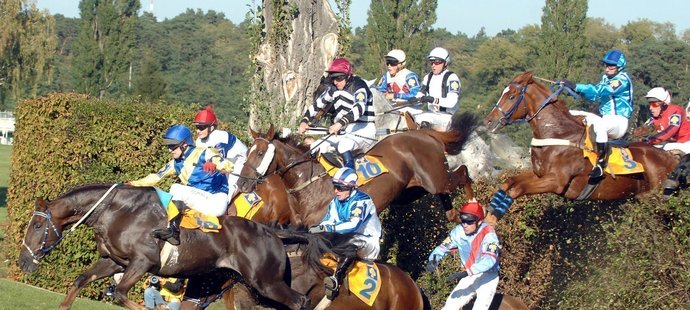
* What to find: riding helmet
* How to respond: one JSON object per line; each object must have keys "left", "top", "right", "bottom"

{"left": 385, "top": 49, "right": 407, "bottom": 64}
{"left": 428, "top": 47, "right": 451, "bottom": 65}
{"left": 459, "top": 201, "right": 485, "bottom": 221}
{"left": 332, "top": 167, "right": 358, "bottom": 188}
{"left": 163, "top": 124, "right": 194, "bottom": 147}
{"left": 645, "top": 87, "right": 671, "bottom": 105}
{"left": 601, "top": 49, "right": 626, "bottom": 70}
{"left": 326, "top": 58, "right": 353, "bottom": 78}
{"left": 193, "top": 105, "right": 218, "bottom": 126}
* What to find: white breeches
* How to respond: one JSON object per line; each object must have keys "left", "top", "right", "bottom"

{"left": 311, "top": 122, "right": 376, "bottom": 154}
{"left": 352, "top": 235, "right": 380, "bottom": 261}
{"left": 570, "top": 110, "right": 628, "bottom": 143}
{"left": 415, "top": 112, "right": 454, "bottom": 131}
{"left": 169, "top": 184, "right": 228, "bottom": 217}
{"left": 660, "top": 142, "right": 690, "bottom": 155}
{"left": 441, "top": 271, "right": 499, "bottom": 310}
{"left": 226, "top": 158, "right": 245, "bottom": 198}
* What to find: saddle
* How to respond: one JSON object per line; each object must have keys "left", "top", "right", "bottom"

{"left": 320, "top": 256, "right": 382, "bottom": 306}
{"left": 320, "top": 151, "right": 363, "bottom": 168}
{"left": 583, "top": 126, "right": 644, "bottom": 175}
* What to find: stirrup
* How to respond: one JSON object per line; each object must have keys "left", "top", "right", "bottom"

{"left": 588, "top": 165, "right": 604, "bottom": 179}
{"left": 324, "top": 276, "right": 339, "bottom": 300}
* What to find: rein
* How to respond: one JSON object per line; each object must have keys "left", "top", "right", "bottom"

{"left": 493, "top": 83, "right": 580, "bottom": 126}
{"left": 22, "top": 183, "right": 119, "bottom": 263}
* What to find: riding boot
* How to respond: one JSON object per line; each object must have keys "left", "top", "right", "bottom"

{"left": 589, "top": 142, "right": 608, "bottom": 179}
{"left": 324, "top": 256, "right": 355, "bottom": 300}
{"left": 153, "top": 202, "right": 186, "bottom": 245}
{"left": 341, "top": 151, "right": 355, "bottom": 169}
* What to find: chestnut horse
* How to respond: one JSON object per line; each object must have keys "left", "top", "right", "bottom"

{"left": 18, "top": 184, "right": 332, "bottom": 310}
{"left": 483, "top": 71, "right": 677, "bottom": 217}
{"left": 236, "top": 112, "right": 478, "bottom": 226}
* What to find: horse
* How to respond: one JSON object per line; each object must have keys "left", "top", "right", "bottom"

{"left": 483, "top": 71, "right": 677, "bottom": 217}
{"left": 236, "top": 113, "right": 478, "bottom": 227}
{"left": 219, "top": 228, "right": 429, "bottom": 310}
{"left": 17, "top": 183, "right": 333, "bottom": 310}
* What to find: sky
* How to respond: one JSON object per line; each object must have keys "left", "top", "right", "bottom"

{"left": 34, "top": 0, "right": 690, "bottom": 36}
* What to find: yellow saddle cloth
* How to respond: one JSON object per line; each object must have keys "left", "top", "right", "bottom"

{"left": 180, "top": 209, "right": 221, "bottom": 232}
{"left": 318, "top": 154, "right": 389, "bottom": 186}
{"left": 321, "top": 256, "right": 382, "bottom": 306}
{"left": 583, "top": 125, "right": 644, "bottom": 175}
{"left": 231, "top": 191, "right": 265, "bottom": 220}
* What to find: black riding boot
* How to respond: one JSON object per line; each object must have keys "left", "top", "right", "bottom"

{"left": 152, "top": 202, "right": 186, "bottom": 245}
{"left": 664, "top": 153, "right": 690, "bottom": 195}
{"left": 589, "top": 142, "right": 608, "bottom": 179}
{"left": 341, "top": 151, "right": 355, "bottom": 169}
{"left": 324, "top": 256, "right": 355, "bottom": 300}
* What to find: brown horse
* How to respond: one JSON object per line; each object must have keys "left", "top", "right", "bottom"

{"left": 18, "top": 184, "right": 333, "bottom": 310}
{"left": 236, "top": 113, "right": 478, "bottom": 226}
{"left": 483, "top": 71, "right": 677, "bottom": 217}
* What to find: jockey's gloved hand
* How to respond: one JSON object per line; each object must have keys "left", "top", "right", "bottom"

{"left": 425, "top": 259, "right": 438, "bottom": 273}
{"left": 642, "top": 136, "right": 655, "bottom": 144}
{"left": 308, "top": 225, "right": 327, "bottom": 233}
{"left": 420, "top": 96, "right": 436, "bottom": 104}
{"left": 446, "top": 271, "right": 468, "bottom": 282}
{"left": 557, "top": 79, "right": 576, "bottom": 90}
{"left": 202, "top": 161, "right": 217, "bottom": 173}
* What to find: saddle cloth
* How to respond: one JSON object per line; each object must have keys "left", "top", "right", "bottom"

{"left": 318, "top": 154, "right": 389, "bottom": 186}
{"left": 231, "top": 191, "right": 264, "bottom": 220}
{"left": 583, "top": 125, "right": 644, "bottom": 175}
{"left": 321, "top": 256, "right": 382, "bottom": 306}
{"left": 155, "top": 187, "right": 221, "bottom": 232}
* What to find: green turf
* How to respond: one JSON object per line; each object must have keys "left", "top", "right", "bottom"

{"left": 0, "top": 278, "right": 125, "bottom": 309}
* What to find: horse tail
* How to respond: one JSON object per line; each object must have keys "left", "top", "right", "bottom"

{"left": 272, "top": 226, "right": 335, "bottom": 274}
{"left": 425, "top": 111, "right": 479, "bottom": 155}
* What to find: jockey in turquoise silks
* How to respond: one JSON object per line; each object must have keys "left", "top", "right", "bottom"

{"left": 130, "top": 124, "right": 233, "bottom": 245}
{"left": 561, "top": 49, "right": 634, "bottom": 179}
{"left": 308, "top": 167, "right": 381, "bottom": 301}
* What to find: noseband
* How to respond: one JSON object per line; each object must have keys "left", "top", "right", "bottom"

{"left": 22, "top": 210, "right": 63, "bottom": 264}
{"left": 492, "top": 83, "right": 576, "bottom": 126}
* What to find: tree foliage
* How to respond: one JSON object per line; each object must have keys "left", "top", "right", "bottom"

{"left": 0, "top": 0, "right": 56, "bottom": 109}
{"left": 538, "top": 0, "right": 588, "bottom": 80}
{"left": 361, "top": 0, "right": 437, "bottom": 78}
{"left": 72, "top": 0, "right": 140, "bottom": 98}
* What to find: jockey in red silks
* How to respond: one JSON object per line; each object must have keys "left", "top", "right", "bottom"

{"left": 642, "top": 87, "right": 690, "bottom": 155}
{"left": 426, "top": 202, "right": 500, "bottom": 310}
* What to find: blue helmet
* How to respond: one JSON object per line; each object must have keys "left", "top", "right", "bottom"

{"left": 163, "top": 124, "right": 194, "bottom": 146}
{"left": 602, "top": 49, "right": 626, "bottom": 70}
{"left": 332, "top": 167, "right": 358, "bottom": 188}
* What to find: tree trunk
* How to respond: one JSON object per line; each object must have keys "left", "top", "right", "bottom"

{"left": 251, "top": 0, "right": 340, "bottom": 130}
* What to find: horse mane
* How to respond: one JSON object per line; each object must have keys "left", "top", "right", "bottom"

{"left": 57, "top": 183, "right": 118, "bottom": 201}
{"left": 421, "top": 111, "right": 478, "bottom": 156}
{"left": 276, "top": 134, "right": 311, "bottom": 154}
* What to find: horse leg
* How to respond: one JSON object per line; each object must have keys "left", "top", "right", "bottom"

{"left": 663, "top": 153, "right": 690, "bottom": 195}
{"left": 112, "top": 259, "right": 154, "bottom": 310}
{"left": 59, "top": 258, "right": 122, "bottom": 310}
{"left": 486, "top": 171, "right": 568, "bottom": 224}
{"left": 446, "top": 164, "right": 475, "bottom": 200}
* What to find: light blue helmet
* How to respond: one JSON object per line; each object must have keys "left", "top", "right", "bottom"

{"left": 332, "top": 167, "right": 358, "bottom": 188}
{"left": 602, "top": 49, "right": 626, "bottom": 70}
{"left": 163, "top": 124, "right": 194, "bottom": 146}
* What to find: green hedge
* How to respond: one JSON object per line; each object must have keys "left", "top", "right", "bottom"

{"left": 6, "top": 93, "right": 196, "bottom": 300}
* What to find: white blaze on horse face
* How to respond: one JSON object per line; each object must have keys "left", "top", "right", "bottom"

{"left": 255, "top": 143, "right": 275, "bottom": 176}
{"left": 496, "top": 86, "right": 510, "bottom": 106}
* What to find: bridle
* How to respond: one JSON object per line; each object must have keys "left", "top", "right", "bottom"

{"left": 491, "top": 83, "right": 578, "bottom": 126}
{"left": 22, "top": 209, "right": 63, "bottom": 264}
{"left": 241, "top": 137, "right": 314, "bottom": 183}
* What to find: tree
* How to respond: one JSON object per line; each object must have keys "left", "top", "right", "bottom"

{"left": 0, "top": 0, "right": 56, "bottom": 109}
{"left": 361, "top": 0, "right": 437, "bottom": 78}
{"left": 132, "top": 49, "right": 166, "bottom": 101}
{"left": 537, "top": 0, "right": 588, "bottom": 80}
{"left": 72, "top": 0, "right": 140, "bottom": 98}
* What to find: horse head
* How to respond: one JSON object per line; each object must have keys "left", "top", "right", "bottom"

{"left": 238, "top": 125, "right": 280, "bottom": 192}
{"left": 19, "top": 199, "right": 65, "bottom": 273}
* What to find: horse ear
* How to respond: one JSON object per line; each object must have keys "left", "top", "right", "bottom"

{"left": 524, "top": 71, "right": 534, "bottom": 84}
{"left": 250, "top": 126, "right": 260, "bottom": 140}
{"left": 267, "top": 124, "right": 275, "bottom": 139}
{"left": 35, "top": 199, "right": 48, "bottom": 211}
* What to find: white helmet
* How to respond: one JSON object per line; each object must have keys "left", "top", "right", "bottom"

{"left": 428, "top": 47, "right": 451, "bottom": 65}
{"left": 385, "top": 49, "right": 406, "bottom": 63}
{"left": 645, "top": 87, "right": 671, "bottom": 105}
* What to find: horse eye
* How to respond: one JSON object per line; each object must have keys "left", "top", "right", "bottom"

{"left": 509, "top": 95, "right": 515, "bottom": 100}
{"left": 258, "top": 151, "right": 264, "bottom": 156}
{"left": 33, "top": 222, "right": 42, "bottom": 229}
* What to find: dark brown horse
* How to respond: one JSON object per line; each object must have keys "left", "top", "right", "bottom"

{"left": 236, "top": 113, "right": 478, "bottom": 226}
{"left": 483, "top": 71, "right": 677, "bottom": 218}
{"left": 18, "top": 184, "right": 332, "bottom": 310}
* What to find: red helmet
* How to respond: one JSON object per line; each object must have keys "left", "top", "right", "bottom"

{"left": 459, "top": 202, "right": 485, "bottom": 221}
{"left": 193, "top": 105, "right": 217, "bottom": 126}
{"left": 326, "top": 58, "right": 353, "bottom": 77}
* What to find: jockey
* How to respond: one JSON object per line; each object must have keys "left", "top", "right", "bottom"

{"left": 130, "top": 124, "right": 233, "bottom": 245}
{"left": 375, "top": 49, "right": 421, "bottom": 103}
{"left": 308, "top": 167, "right": 381, "bottom": 300}
{"left": 415, "top": 47, "right": 461, "bottom": 130}
{"left": 561, "top": 49, "right": 634, "bottom": 179}
{"left": 298, "top": 58, "right": 376, "bottom": 169}
{"left": 425, "top": 201, "right": 500, "bottom": 310}
{"left": 642, "top": 87, "right": 690, "bottom": 154}
{"left": 193, "top": 105, "right": 248, "bottom": 198}
{"left": 144, "top": 276, "right": 185, "bottom": 310}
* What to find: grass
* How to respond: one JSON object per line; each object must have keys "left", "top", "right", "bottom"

{"left": 0, "top": 278, "right": 124, "bottom": 309}
{"left": 0, "top": 145, "right": 10, "bottom": 206}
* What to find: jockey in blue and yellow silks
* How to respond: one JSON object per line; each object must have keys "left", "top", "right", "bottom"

{"left": 130, "top": 124, "right": 233, "bottom": 245}
{"left": 560, "top": 49, "right": 634, "bottom": 179}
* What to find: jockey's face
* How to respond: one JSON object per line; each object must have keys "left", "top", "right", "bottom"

{"left": 168, "top": 143, "right": 185, "bottom": 159}
{"left": 196, "top": 124, "right": 211, "bottom": 139}
{"left": 332, "top": 75, "right": 348, "bottom": 90}
{"left": 386, "top": 62, "right": 402, "bottom": 76}
{"left": 604, "top": 64, "right": 619, "bottom": 78}
{"left": 649, "top": 102, "right": 663, "bottom": 118}
{"left": 461, "top": 219, "right": 480, "bottom": 235}
{"left": 430, "top": 60, "right": 445, "bottom": 75}
{"left": 334, "top": 185, "right": 353, "bottom": 201}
